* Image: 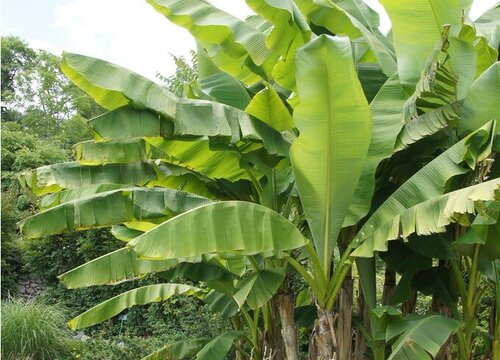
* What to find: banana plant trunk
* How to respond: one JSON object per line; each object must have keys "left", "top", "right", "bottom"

{"left": 353, "top": 283, "right": 370, "bottom": 360}
{"left": 382, "top": 266, "right": 396, "bottom": 305}
{"left": 337, "top": 270, "right": 353, "bottom": 360}
{"left": 311, "top": 307, "right": 337, "bottom": 360}
{"left": 276, "top": 291, "right": 299, "bottom": 360}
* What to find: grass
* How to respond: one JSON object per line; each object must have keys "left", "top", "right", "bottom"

{"left": 1, "top": 298, "right": 73, "bottom": 360}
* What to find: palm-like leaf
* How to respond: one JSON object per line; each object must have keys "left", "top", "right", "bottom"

{"left": 68, "top": 284, "right": 203, "bottom": 329}
{"left": 290, "top": 34, "right": 372, "bottom": 271}
{"left": 129, "top": 201, "right": 307, "bottom": 261}
{"left": 386, "top": 314, "right": 461, "bottom": 359}
{"left": 58, "top": 248, "right": 177, "bottom": 289}
{"left": 19, "top": 188, "right": 212, "bottom": 237}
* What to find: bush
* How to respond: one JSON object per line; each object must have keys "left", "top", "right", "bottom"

{"left": 1, "top": 189, "right": 25, "bottom": 298}
{"left": 68, "top": 336, "right": 165, "bottom": 360}
{"left": 1, "top": 299, "right": 73, "bottom": 360}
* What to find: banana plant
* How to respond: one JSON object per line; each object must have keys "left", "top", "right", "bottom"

{"left": 19, "top": 0, "right": 500, "bottom": 359}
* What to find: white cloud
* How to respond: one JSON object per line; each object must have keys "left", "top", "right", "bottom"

{"left": 53, "top": 0, "right": 197, "bottom": 81}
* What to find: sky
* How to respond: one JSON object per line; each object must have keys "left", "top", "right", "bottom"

{"left": 1, "top": 0, "right": 498, "bottom": 81}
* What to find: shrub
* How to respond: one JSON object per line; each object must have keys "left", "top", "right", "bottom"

{"left": 1, "top": 299, "right": 73, "bottom": 360}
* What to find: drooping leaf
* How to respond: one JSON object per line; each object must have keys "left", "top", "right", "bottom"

{"left": 395, "top": 27, "right": 460, "bottom": 151}
{"left": 20, "top": 161, "right": 159, "bottom": 196}
{"left": 145, "top": 137, "right": 254, "bottom": 182}
{"left": 459, "top": 62, "right": 500, "bottom": 135}
{"left": 111, "top": 224, "right": 144, "bottom": 242}
{"left": 351, "top": 122, "right": 496, "bottom": 257}
{"left": 74, "top": 139, "right": 151, "bottom": 165}
{"left": 88, "top": 106, "right": 171, "bottom": 141}
{"left": 62, "top": 52, "right": 176, "bottom": 113}
{"left": 204, "top": 290, "right": 239, "bottom": 317}
{"left": 290, "top": 35, "right": 372, "bottom": 270}
{"left": 245, "top": 83, "right": 295, "bottom": 131}
{"left": 246, "top": 0, "right": 311, "bottom": 89}
{"left": 357, "top": 63, "right": 388, "bottom": 103}
{"left": 58, "top": 247, "right": 177, "bottom": 289}
{"left": 19, "top": 188, "right": 212, "bottom": 237}
{"left": 147, "top": 0, "right": 272, "bottom": 83}
{"left": 68, "top": 284, "right": 203, "bottom": 329}
{"left": 195, "top": 331, "right": 240, "bottom": 360}
{"left": 141, "top": 338, "right": 210, "bottom": 360}
{"left": 474, "top": 4, "right": 500, "bottom": 50}
{"left": 294, "top": 0, "right": 397, "bottom": 76}
{"left": 233, "top": 268, "right": 286, "bottom": 309}
{"left": 63, "top": 54, "right": 290, "bottom": 149}
{"left": 413, "top": 266, "right": 458, "bottom": 305}
{"left": 40, "top": 184, "right": 127, "bottom": 209}
{"left": 386, "top": 314, "right": 461, "bottom": 360}
{"left": 159, "top": 261, "right": 235, "bottom": 283}
{"left": 129, "top": 201, "right": 307, "bottom": 261}
{"left": 352, "top": 179, "right": 500, "bottom": 257}
{"left": 198, "top": 71, "right": 251, "bottom": 110}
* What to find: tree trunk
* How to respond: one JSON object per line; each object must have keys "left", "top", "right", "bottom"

{"left": 382, "top": 266, "right": 396, "bottom": 305}
{"left": 311, "top": 307, "right": 337, "bottom": 360}
{"left": 277, "top": 292, "right": 299, "bottom": 360}
{"left": 337, "top": 269, "right": 353, "bottom": 360}
{"left": 353, "top": 284, "right": 370, "bottom": 360}
{"left": 401, "top": 288, "right": 417, "bottom": 316}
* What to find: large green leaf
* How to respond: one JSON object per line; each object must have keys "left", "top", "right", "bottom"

{"left": 20, "top": 161, "right": 159, "bottom": 196}
{"left": 394, "top": 27, "right": 464, "bottom": 151}
{"left": 233, "top": 268, "right": 286, "bottom": 309}
{"left": 19, "top": 188, "right": 212, "bottom": 237}
{"left": 386, "top": 314, "right": 461, "bottom": 359}
{"left": 294, "top": 0, "right": 397, "bottom": 76}
{"left": 245, "top": 83, "right": 295, "bottom": 131}
{"left": 142, "top": 338, "right": 210, "bottom": 360}
{"left": 353, "top": 179, "right": 500, "bottom": 257}
{"left": 68, "top": 284, "right": 203, "bottom": 329}
{"left": 88, "top": 107, "right": 170, "bottom": 141}
{"left": 147, "top": 0, "right": 272, "bottom": 83}
{"left": 62, "top": 53, "right": 176, "bottom": 113}
{"left": 195, "top": 331, "right": 240, "bottom": 360}
{"left": 351, "top": 122, "right": 496, "bottom": 257}
{"left": 145, "top": 138, "right": 254, "bottom": 182}
{"left": 129, "top": 201, "right": 307, "bottom": 261}
{"left": 459, "top": 62, "right": 500, "bottom": 135}
{"left": 198, "top": 71, "right": 251, "bottom": 110}
{"left": 474, "top": 4, "right": 500, "bottom": 50}
{"left": 380, "top": 0, "right": 462, "bottom": 91}
{"left": 40, "top": 184, "right": 127, "bottom": 209}
{"left": 63, "top": 55, "right": 289, "bottom": 148}
{"left": 159, "top": 261, "right": 235, "bottom": 283}
{"left": 290, "top": 35, "right": 372, "bottom": 271}
{"left": 246, "top": 0, "right": 311, "bottom": 89}
{"left": 204, "top": 290, "right": 239, "bottom": 317}
{"left": 58, "top": 247, "right": 177, "bottom": 289}
{"left": 74, "top": 139, "right": 152, "bottom": 165}
{"left": 344, "top": 74, "right": 407, "bottom": 226}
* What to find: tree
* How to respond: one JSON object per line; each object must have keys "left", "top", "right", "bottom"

{"left": 20, "top": 1, "right": 500, "bottom": 359}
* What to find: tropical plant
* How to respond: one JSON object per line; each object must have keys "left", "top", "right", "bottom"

{"left": 19, "top": 0, "right": 500, "bottom": 359}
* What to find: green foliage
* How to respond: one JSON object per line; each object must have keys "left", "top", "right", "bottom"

{"left": 1, "top": 299, "right": 73, "bottom": 360}
{"left": 157, "top": 51, "right": 198, "bottom": 96}
{"left": 1, "top": 190, "right": 24, "bottom": 298}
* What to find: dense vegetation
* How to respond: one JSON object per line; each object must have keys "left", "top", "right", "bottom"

{"left": 1, "top": 37, "right": 228, "bottom": 359}
{"left": 4, "top": 0, "right": 500, "bottom": 359}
